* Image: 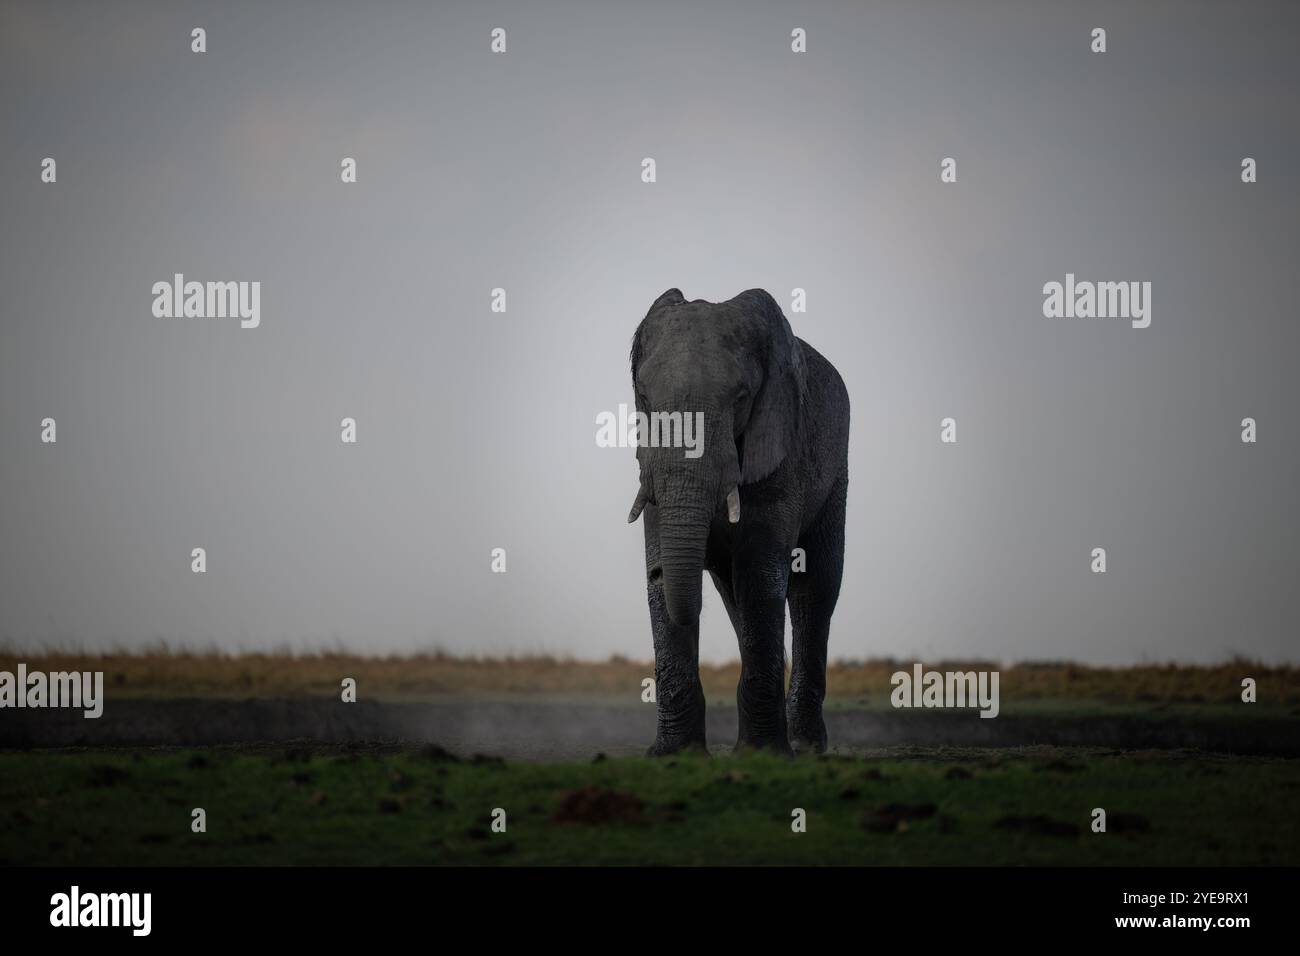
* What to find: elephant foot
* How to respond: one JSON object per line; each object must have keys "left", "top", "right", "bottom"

{"left": 787, "top": 708, "right": 827, "bottom": 755}
{"left": 789, "top": 735, "right": 827, "bottom": 756}
{"left": 647, "top": 735, "right": 708, "bottom": 757}
{"left": 733, "top": 734, "right": 794, "bottom": 758}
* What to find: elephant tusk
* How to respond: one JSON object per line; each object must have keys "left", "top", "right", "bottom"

{"left": 628, "top": 481, "right": 652, "bottom": 523}
{"left": 726, "top": 486, "right": 740, "bottom": 524}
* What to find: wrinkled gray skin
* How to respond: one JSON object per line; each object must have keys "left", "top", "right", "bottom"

{"left": 628, "top": 288, "right": 849, "bottom": 756}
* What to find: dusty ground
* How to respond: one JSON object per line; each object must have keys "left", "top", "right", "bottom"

{"left": 2, "top": 652, "right": 1294, "bottom": 758}
{"left": 3, "top": 696, "right": 1297, "bottom": 760}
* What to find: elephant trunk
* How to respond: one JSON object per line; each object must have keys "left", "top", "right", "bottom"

{"left": 657, "top": 500, "right": 711, "bottom": 627}
{"left": 637, "top": 405, "right": 738, "bottom": 627}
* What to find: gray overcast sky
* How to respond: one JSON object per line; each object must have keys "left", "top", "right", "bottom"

{"left": 1, "top": 0, "right": 1297, "bottom": 664}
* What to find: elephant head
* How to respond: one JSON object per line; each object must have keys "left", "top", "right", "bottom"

{"left": 628, "top": 288, "right": 808, "bottom": 626}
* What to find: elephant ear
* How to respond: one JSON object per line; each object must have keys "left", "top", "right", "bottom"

{"left": 629, "top": 288, "right": 686, "bottom": 466}
{"left": 649, "top": 287, "right": 685, "bottom": 313}
{"left": 630, "top": 288, "right": 685, "bottom": 387}
{"left": 736, "top": 289, "right": 807, "bottom": 484}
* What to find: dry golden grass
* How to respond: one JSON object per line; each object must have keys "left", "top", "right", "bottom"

{"left": 1, "top": 649, "right": 1295, "bottom": 704}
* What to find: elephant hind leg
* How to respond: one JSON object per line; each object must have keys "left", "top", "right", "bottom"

{"left": 787, "top": 475, "right": 847, "bottom": 754}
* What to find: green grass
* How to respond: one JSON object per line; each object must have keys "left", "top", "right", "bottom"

{"left": 2, "top": 745, "right": 1296, "bottom": 866}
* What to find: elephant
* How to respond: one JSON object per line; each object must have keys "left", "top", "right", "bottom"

{"left": 627, "top": 288, "right": 849, "bottom": 756}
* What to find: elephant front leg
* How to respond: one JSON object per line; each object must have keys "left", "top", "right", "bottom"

{"left": 644, "top": 513, "right": 707, "bottom": 755}
{"left": 647, "top": 585, "right": 706, "bottom": 754}
{"left": 733, "top": 554, "right": 793, "bottom": 755}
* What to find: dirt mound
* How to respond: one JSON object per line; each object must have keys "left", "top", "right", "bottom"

{"left": 551, "top": 786, "right": 645, "bottom": 825}
{"left": 863, "top": 802, "right": 937, "bottom": 832}
{"left": 994, "top": 814, "right": 1079, "bottom": 838}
